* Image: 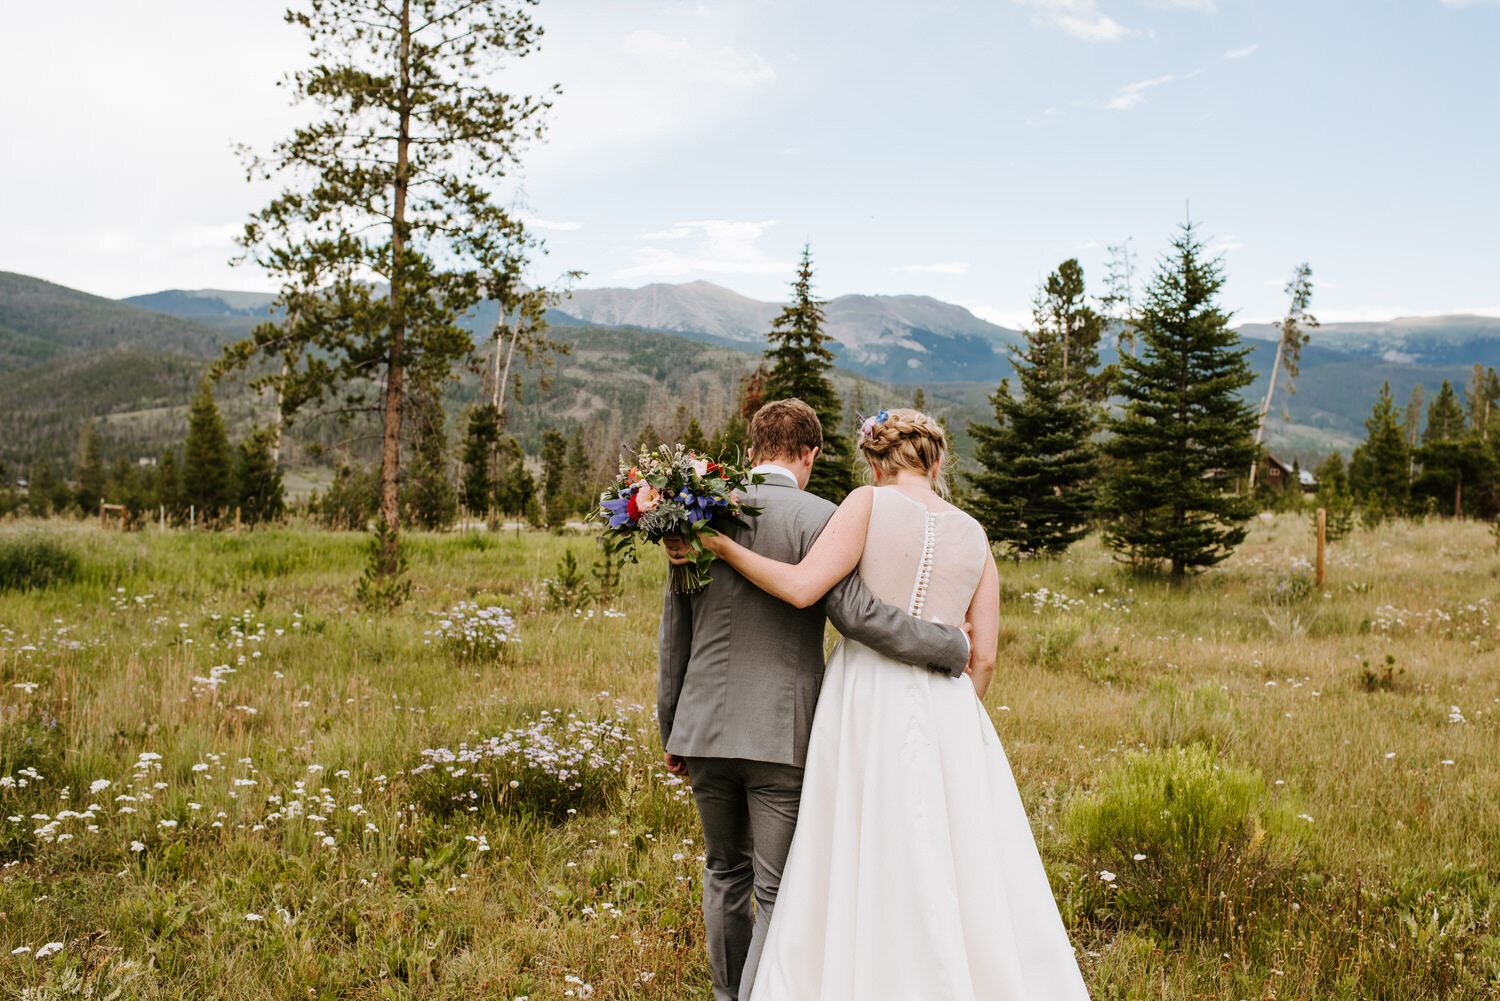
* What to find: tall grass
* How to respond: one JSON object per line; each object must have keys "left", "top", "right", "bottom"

{"left": 0, "top": 514, "right": 1494, "bottom": 997}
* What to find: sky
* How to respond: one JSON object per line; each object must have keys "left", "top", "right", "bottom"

{"left": 4, "top": 0, "right": 1498, "bottom": 327}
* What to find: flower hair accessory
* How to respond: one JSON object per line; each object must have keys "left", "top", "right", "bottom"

{"left": 859, "top": 410, "right": 889, "bottom": 441}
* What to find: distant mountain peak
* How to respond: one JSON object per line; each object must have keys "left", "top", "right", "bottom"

{"left": 122, "top": 289, "right": 278, "bottom": 317}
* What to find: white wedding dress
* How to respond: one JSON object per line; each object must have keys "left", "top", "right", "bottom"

{"left": 747, "top": 487, "right": 1092, "bottom": 1001}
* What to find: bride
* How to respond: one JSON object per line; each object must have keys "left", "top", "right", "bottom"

{"left": 702, "top": 408, "right": 1092, "bottom": 1001}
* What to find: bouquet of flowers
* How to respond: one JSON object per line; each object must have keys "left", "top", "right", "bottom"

{"left": 594, "top": 444, "right": 762, "bottom": 594}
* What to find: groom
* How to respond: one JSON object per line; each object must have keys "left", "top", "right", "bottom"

{"left": 657, "top": 398, "right": 970, "bottom": 1001}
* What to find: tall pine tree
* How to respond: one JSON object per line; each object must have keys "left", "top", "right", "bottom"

{"left": 404, "top": 392, "right": 457, "bottom": 530}
{"left": 235, "top": 434, "right": 286, "bottom": 526}
{"left": 1466, "top": 364, "right": 1500, "bottom": 438}
{"left": 1100, "top": 221, "right": 1259, "bottom": 580}
{"left": 1038, "top": 259, "right": 1108, "bottom": 404}
{"left": 1423, "top": 380, "right": 1466, "bottom": 444}
{"left": 762, "top": 245, "right": 854, "bottom": 501}
{"left": 460, "top": 405, "right": 502, "bottom": 517}
{"left": 1348, "top": 381, "right": 1410, "bottom": 523}
{"left": 75, "top": 420, "right": 106, "bottom": 517}
{"left": 968, "top": 263, "right": 1099, "bottom": 558}
{"left": 541, "top": 429, "right": 569, "bottom": 529}
{"left": 182, "top": 380, "right": 233, "bottom": 524}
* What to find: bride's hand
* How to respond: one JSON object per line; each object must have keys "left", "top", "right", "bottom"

{"left": 701, "top": 532, "right": 730, "bottom": 556}
{"left": 962, "top": 621, "right": 976, "bottom": 675}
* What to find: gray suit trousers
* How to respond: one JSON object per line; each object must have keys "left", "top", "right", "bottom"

{"left": 685, "top": 756, "right": 802, "bottom": 1001}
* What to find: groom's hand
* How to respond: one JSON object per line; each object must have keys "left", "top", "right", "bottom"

{"left": 664, "top": 753, "right": 689, "bottom": 777}
{"left": 662, "top": 534, "right": 693, "bottom": 566}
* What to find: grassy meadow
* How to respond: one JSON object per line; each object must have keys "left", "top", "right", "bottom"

{"left": 0, "top": 514, "right": 1496, "bottom": 999}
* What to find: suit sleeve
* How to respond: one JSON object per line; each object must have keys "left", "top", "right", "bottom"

{"left": 824, "top": 571, "right": 971, "bottom": 678}
{"left": 657, "top": 588, "right": 692, "bottom": 750}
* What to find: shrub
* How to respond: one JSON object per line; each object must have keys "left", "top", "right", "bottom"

{"left": 0, "top": 534, "right": 79, "bottom": 592}
{"left": 1064, "top": 745, "right": 1299, "bottom": 942}
{"left": 544, "top": 549, "right": 593, "bottom": 611}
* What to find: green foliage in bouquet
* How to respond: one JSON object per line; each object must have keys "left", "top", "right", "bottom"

{"left": 594, "top": 444, "right": 763, "bottom": 593}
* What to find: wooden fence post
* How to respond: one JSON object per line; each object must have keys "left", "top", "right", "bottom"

{"left": 1316, "top": 507, "right": 1327, "bottom": 588}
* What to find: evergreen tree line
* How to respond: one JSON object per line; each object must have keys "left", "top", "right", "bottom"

{"left": 1324, "top": 366, "right": 1500, "bottom": 529}
{"left": 0, "top": 379, "right": 285, "bottom": 528}
{"left": 965, "top": 221, "right": 1262, "bottom": 580}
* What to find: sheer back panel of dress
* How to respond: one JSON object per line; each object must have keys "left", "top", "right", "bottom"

{"left": 858, "top": 488, "right": 987, "bottom": 626}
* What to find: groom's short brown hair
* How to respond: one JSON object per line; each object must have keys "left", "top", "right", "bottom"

{"left": 750, "top": 398, "right": 823, "bottom": 461}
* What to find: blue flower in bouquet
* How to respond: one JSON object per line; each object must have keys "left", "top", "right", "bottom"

{"left": 599, "top": 491, "right": 633, "bottom": 528}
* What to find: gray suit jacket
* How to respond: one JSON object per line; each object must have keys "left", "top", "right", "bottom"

{"left": 657, "top": 478, "right": 971, "bottom": 768}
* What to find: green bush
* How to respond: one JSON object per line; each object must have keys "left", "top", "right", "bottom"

{"left": 1064, "top": 745, "right": 1299, "bottom": 942}
{"left": 0, "top": 534, "right": 79, "bottom": 591}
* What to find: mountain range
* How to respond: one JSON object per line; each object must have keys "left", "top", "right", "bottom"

{"left": 1, "top": 270, "right": 1495, "bottom": 481}
{"left": 552, "top": 280, "right": 1021, "bottom": 383}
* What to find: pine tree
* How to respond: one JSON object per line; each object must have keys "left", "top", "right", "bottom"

{"left": 1348, "top": 382, "right": 1410, "bottom": 522}
{"left": 1404, "top": 384, "right": 1426, "bottom": 448}
{"left": 26, "top": 460, "right": 60, "bottom": 518}
{"left": 235, "top": 434, "right": 286, "bottom": 526}
{"left": 403, "top": 393, "right": 455, "bottom": 530}
{"left": 968, "top": 267, "right": 1098, "bottom": 558}
{"left": 182, "top": 380, "right": 233, "bottom": 524}
{"left": 912, "top": 387, "right": 927, "bottom": 411}
{"left": 460, "top": 405, "right": 502, "bottom": 517}
{"left": 497, "top": 443, "right": 531, "bottom": 521}
{"left": 1466, "top": 364, "right": 1500, "bottom": 438}
{"left": 682, "top": 417, "right": 709, "bottom": 456}
{"left": 709, "top": 413, "right": 748, "bottom": 462}
{"left": 1099, "top": 221, "right": 1260, "bottom": 581}
{"left": 106, "top": 456, "right": 140, "bottom": 512}
{"left": 541, "top": 429, "right": 569, "bottom": 529}
{"left": 74, "top": 420, "right": 106, "bottom": 517}
{"left": 1038, "top": 259, "right": 1108, "bottom": 404}
{"left": 1312, "top": 451, "right": 1356, "bottom": 540}
{"left": 669, "top": 403, "right": 691, "bottom": 445}
{"left": 1423, "top": 380, "right": 1466, "bottom": 444}
{"left": 566, "top": 428, "right": 593, "bottom": 514}
{"left": 221, "top": 0, "right": 557, "bottom": 590}
{"left": 1415, "top": 378, "right": 1491, "bottom": 518}
{"left": 762, "top": 245, "right": 855, "bottom": 501}
{"left": 635, "top": 423, "right": 662, "bottom": 452}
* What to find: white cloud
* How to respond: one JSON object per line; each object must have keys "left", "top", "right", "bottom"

{"left": 640, "top": 226, "right": 696, "bottom": 240}
{"left": 1075, "top": 239, "right": 1100, "bottom": 250}
{"left": 1106, "top": 71, "right": 1195, "bottom": 110}
{"left": 617, "top": 219, "right": 792, "bottom": 280}
{"left": 893, "top": 262, "right": 970, "bottom": 275}
{"left": 1224, "top": 43, "right": 1259, "bottom": 58}
{"left": 498, "top": 10, "right": 780, "bottom": 187}
{"left": 1210, "top": 235, "right": 1245, "bottom": 253}
{"left": 957, "top": 300, "right": 1033, "bottom": 330}
{"left": 1440, "top": 0, "right": 1500, "bottom": 7}
{"left": 1013, "top": 0, "right": 1132, "bottom": 42}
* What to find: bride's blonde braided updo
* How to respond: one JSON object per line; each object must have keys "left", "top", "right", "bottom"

{"left": 858, "top": 408, "right": 947, "bottom": 485}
